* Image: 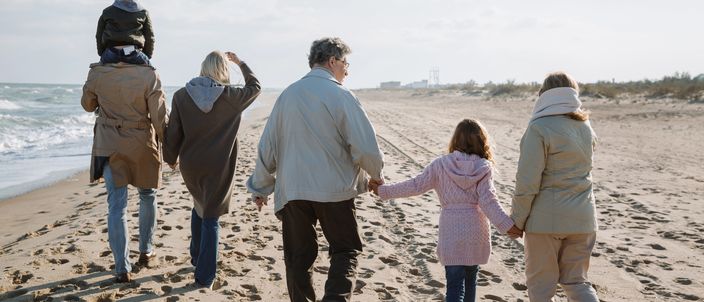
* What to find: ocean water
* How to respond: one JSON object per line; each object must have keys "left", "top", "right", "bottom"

{"left": 0, "top": 83, "right": 197, "bottom": 200}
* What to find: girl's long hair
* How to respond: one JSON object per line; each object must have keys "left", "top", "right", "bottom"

{"left": 448, "top": 119, "right": 494, "bottom": 164}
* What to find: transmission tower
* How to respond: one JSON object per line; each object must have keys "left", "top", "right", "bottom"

{"left": 429, "top": 67, "right": 440, "bottom": 88}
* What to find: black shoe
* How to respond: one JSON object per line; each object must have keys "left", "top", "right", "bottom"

{"left": 137, "top": 251, "right": 157, "bottom": 267}
{"left": 116, "top": 272, "right": 132, "bottom": 283}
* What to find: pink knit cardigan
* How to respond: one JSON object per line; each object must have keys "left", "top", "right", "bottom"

{"left": 378, "top": 151, "right": 514, "bottom": 266}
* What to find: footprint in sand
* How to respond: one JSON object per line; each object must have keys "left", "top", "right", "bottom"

{"left": 10, "top": 270, "right": 34, "bottom": 284}
{"left": 512, "top": 282, "right": 528, "bottom": 291}
{"left": 648, "top": 243, "right": 666, "bottom": 250}
{"left": 269, "top": 272, "right": 282, "bottom": 281}
{"left": 358, "top": 268, "right": 375, "bottom": 279}
{"left": 378, "top": 256, "right": 400, "bottom": 266}
{"left": 48, "top": 258, "right": 70, "bottom": 265}
{"left": 675, "top": 293, "right": 701, "bottom": 301}
{"left": 483, "top": 294, "right": 509, "bottom": 302}
{"left": 354, "top": 280, "right": 367, "bottom": 293}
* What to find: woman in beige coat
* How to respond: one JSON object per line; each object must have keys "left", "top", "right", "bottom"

{"left": 163, "top": 50, "right": 260, "bottom": 288}
{"left": 81, "top": 62, "right": 167, "bottom": 283}
{"left": 511, "top": 72, "right": 600, "bottom": 301}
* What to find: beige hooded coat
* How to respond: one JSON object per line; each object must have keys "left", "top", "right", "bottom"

{"left": 81, "top": 63, "right": 168, "bottom": 188}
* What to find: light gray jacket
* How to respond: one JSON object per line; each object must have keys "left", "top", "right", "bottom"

{"left": 511, "top": 115, "right": 598, "bottom": 234}
{"left": 246, "top": 67, "right": 384, "bottom": 213}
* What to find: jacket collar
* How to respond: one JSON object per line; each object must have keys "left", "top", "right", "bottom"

{"left": 303, "top": 67, "right": 341, "bottom": 85}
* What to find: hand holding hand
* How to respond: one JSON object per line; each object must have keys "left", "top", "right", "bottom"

{"left": 225, "top": 51, "right": 242, "bottom": 65}
{"left": 507, "top": 225, "right": 523, "bottom": 239}
{"left": 254, "top": 195, "right": 268, "bottom": 212}
{"left": 368, "top": 178, "right": 384, "bottom": 196}
{"left": 168, "top": 162, "right": 179, "bottom": 170}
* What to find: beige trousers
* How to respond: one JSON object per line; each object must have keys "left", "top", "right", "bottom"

{"left": 524, "top": 232, "right": 599, "bottom": 302}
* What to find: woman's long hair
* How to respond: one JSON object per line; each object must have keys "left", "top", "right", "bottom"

{"left": 448, "top": 119, "right": 494, "bottom": 164}
{"left": 539, "top": 71, "right": 589, "bottom": 121}
{"left": 200, "top": 51, "right": 230, "bottom": 85}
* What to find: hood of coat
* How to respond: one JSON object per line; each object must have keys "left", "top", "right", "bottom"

{"left": 112, "top": 0, "right": 145, "bottom": 12}
{"left": 531, "top": 87, "right": 582, "bottom": 121}
{"left": 186, "top": 76, "right": 225, "bottom": 113}
{"left": 438, "top": 151, "right": 491, "bottom": 190}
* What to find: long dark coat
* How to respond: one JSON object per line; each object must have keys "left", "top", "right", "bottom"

{"left": 163, "top": 63, "right": 260, "bottom": 218}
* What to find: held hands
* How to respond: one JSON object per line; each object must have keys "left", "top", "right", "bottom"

{"left": 224, "top": 51, "right": 242, "bottom": 66}
{"left": 168, "top": 162, "right": 179, "bottom": 170}
{"left": 368, "top": 178, "right": 384, "bottom": 196}
{"left": 507, "top": 225, "right": 523, "bottom": 239}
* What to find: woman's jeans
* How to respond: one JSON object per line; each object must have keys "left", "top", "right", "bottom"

{"left": 445, "top": 265, "right": 479, "bottom": 302}
{"left": 100, "top": 47, "right": 151, "bottom": 66}
{"left": 190, "top": 209, "right": 220, "bottom": 286}
{"left": 104, "top": 163, "right": 157, "bottom": 274}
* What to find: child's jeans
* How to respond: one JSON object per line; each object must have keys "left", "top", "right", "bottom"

{"left": 445, "top": 265, "right": 479, "bottom": 302}
{"left": 100, "top": 47, "right": 151, "bottom": 66}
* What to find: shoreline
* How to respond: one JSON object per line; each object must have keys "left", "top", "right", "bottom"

{"left": 0, "top": 90, "right": 278, "bottom": 203}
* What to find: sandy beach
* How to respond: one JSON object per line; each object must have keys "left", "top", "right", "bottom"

{"left": 1, "top": 89, "right": 703, "bottom": 301}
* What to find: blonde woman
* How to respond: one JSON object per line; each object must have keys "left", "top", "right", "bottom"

{"left": 511, "top": 72, "right": 599, "bottom": 301}
{"left": 164, "top": 50, "right": 261, "bottom": 288}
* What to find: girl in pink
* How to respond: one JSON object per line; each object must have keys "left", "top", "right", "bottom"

{"left": 370, "top": 119, "right": 521, "bottom": 302}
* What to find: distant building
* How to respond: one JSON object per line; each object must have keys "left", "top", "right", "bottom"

{"left": 380, "top": 81, "right": 401, "bottom": 89}
{"left": 405, "top": 80, "right": 428, "bottom": 89}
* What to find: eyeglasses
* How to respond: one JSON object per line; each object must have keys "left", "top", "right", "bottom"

{"left": 335, "top": 58, "right": 350, "bottom": 68}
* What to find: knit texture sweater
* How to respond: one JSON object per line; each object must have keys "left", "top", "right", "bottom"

{"left": 378, "top": 151, "right": 514, "bottom": 266}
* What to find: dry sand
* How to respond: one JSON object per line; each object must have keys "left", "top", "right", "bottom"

{"left": 0, "top": 89, "right": 702, "bottom": 301}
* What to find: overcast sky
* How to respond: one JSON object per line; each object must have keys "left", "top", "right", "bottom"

{"left": 0, "top": 0, "right": 702, "bottom": 89}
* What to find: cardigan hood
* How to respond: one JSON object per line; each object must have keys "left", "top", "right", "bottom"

{"left": 185, "top": 76, "right": 225, "bottom": 113}
{"left": 438, "top": 151, "right": 491, "bottom": 190}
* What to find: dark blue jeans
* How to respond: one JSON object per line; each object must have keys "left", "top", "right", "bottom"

{"left": 445, "top": 265, "right": 479, "bottom": 302}
{"left": 190, "top": 209, "right": 220, "bottom": 286}
{"left": 100, "top": 47, "right": 151, "bottom": 66}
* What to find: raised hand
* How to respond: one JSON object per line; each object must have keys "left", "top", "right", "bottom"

{"left": 507, "top": 225, "right": 523, "bottom": 239}
{"left": 224, "top": 51, "right": 242, "bottom": 65}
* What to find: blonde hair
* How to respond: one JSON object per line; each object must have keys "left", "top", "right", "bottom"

{"left": 539, "top": 71, "right": 590, "bottom": 121}
{"left": 200, "top": 51, "right": 230, "bottom": 84}
{"left": 448, "top": 119, "right": 494, "bottom": 164}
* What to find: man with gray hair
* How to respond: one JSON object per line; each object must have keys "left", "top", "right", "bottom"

{"left": 247, "top": 37, "right": 384, "bottom": 301}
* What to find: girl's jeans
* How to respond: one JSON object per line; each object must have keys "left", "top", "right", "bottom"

{"left": 445, "top": 265, "right": 479, "bottom": 302}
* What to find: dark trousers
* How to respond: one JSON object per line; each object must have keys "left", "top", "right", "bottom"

{"left": 100, "top": 47, "right": 151, "bottom": 66}
{"left": 445, "top": 265, "right": 479, "bottom": 302}
{"left": 190, "top": 209, "right": 219, "bottom": 286}
{"left": 280, "top": 199, "right": 363, "bottom": 302}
